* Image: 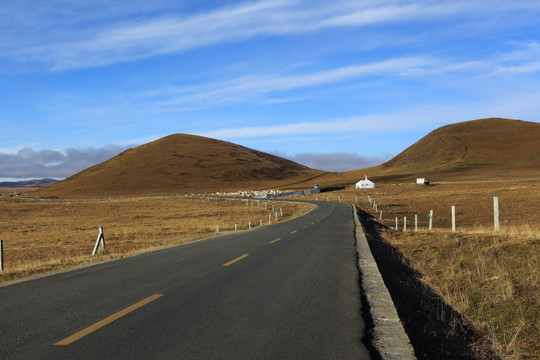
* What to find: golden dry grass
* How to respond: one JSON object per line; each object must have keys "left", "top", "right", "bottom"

{"left": 382, "top": 228, "right": 538, "bottom": 359}
{"left": 0, "top": 196, "right": 313, "bottom": 283}
{"left": 290, "top": 174, "right": 538, "bottom": 359}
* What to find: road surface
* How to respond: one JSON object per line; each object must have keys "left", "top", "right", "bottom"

{"left": 0, "top": 201, "right": 371, "bottom": 359}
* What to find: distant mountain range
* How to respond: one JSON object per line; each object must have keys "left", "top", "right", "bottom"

{"left": 0, "top": 178, "right": 58, "bottom": 187}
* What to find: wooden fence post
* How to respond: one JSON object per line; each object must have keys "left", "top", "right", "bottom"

{"left": 429, "top": 210, "right": 433, "bottom": 231}
{"left": 415, "top": 214, "right": 418, "bottom": 231}
{"left": 395, "top": 217, "right": 398, "bottom": 230}
{"left": 403, "top": 216, "right": 407, "bottom": 231}
{"left": 494, "top": 196, "right": 500, "bottom": 232}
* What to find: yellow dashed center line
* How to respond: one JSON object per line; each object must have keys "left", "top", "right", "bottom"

{"left": 269, "top": 238, "right": 281, "bottom": 244}
{"left": 54, "top": 294, "right": 164, "bottom": 346}
{"left": 290, "top": 230, "right": 298, "bottom": 234}
{"left": 222, "top": 253, "right": 250, "bottom": 266}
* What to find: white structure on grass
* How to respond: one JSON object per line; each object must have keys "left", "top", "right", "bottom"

{"left": 356, "top": 175, "right": 374, "bottom": 189}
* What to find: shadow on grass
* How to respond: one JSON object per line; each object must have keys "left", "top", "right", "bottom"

{"left": 356, "top": 208, "right": 499, "bottom": 360}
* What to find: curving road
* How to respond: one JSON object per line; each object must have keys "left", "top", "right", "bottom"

{"left": 0, "top": 201, "right": 371, "bottom": 359}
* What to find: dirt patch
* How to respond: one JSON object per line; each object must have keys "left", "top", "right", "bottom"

{"left": 357, "top": 208, "right": 499, "bottom": 359}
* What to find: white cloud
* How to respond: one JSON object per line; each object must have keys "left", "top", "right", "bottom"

{"left": 152, "top": 56, "right": 431, "bottom": 107}
{"left": 4, "top": 0, "right": 539, "bottom": 70}
{"left": 0, "top": 145, "right": 130, "bottom": 179}
{"left": 200, "top": 96, "right": 540, "bottom": 141}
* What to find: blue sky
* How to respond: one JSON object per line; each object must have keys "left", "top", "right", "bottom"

{"left": 1, "top": 0, "right": 540, "bottom": 180}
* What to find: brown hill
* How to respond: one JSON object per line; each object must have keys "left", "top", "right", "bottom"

{"left": 345, "top": 118, "right": 540, "bottom": 180}
{"left": 35, "top": 134, "right": 327, "bottom": 198}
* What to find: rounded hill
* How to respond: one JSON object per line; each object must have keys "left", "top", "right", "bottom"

{"left": 345, "top": 118, "right": 540, "bottom": 180}
{"left": 35, "top": 134, "right": 326, "bottom": 198}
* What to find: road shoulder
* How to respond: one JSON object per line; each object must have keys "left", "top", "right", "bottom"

{"left": 352, "top": 204, "right": 416, "bottom": 360}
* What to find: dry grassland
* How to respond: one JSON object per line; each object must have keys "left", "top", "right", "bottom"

{"left": 0, "top": 196, "right": 313, "bottom": 283}
{"left": 290, "top": 175, "right": 538, "bottom": 359}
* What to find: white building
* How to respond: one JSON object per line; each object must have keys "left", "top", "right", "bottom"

{"left": 356, "top": 175, "right": 374, "bottom": 189}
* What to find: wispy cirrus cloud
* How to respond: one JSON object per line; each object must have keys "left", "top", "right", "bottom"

{"left": 151, "top": 56, "right": 431, "bottom": 107}
{"left": 4, "top": 0, "right": 540, "bottom": 71}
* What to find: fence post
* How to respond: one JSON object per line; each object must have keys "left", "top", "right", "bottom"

{"left": 280, "top": 208, "right": 283, "bottom": 217}
{"left": 429, "top": 210, "right": 433, "bottom": 231}
{"left": 379, "top": 210, "right": 383, "bottom": 220}
{"left": 451, "top": 206, "right": 456, "bottom": 232}
{"left": 249, "top": 221, "right": 251, "bottom": 230}
{"left": 216, "top": 225, "right": 220, "bottom": 233}
{"left": 235, "top": 224, "right": 238, "bottom": 231}
{"left": 415, "top": 214, "right": 418, "bottom": 231}
{"left": 395, "top": 217, "right": 398, "bottom": 230}
{"left": 494, "top": 196, "right": 500, "bottom": 232}
{"left": 403, "top": 216, "right": 407, "bottom": 231}
{"left": 92, "top": 227, "right": 106, "bottom": 256}
{"left": 0, "top": 240, "right": 3, "bottom": 271}
{"left": 269, "top": 214, "right": 272, "bottom": 224}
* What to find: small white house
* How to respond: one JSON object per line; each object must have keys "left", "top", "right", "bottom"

{"left": 416, "top": 178, "right": 425, "bottom": 184}
{"left": 356, "top": 175, "right": 374, "bottom": 189}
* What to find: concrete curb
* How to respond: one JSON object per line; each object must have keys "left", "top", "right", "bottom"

{"left": 352, "top": 205, "right": 416, "bottom": 360}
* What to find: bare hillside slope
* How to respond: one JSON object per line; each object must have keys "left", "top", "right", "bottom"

{"left": 344, "top": 118, "right": 540, "bottom": 180}
{"left": 35, "top": 134, "right": 326, "bottom": 198}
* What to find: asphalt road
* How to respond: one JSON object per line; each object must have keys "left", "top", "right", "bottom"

{"left": 0, "top": 201, "right": 371, "bottom": 359}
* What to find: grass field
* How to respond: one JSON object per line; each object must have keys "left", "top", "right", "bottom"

{"left": 0, "top": 195, "right": 313, "bottom": 283}
{"left": 291, "top": 175, "right": 539, "bottom": 359}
